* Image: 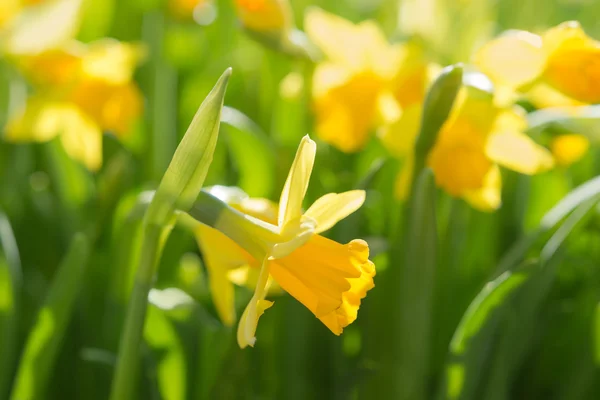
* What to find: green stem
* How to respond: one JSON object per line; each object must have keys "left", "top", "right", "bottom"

{"left": 109, "top": 222, "right": 164, "bottom": 400}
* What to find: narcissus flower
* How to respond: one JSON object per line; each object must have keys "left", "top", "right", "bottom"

{"left": 475, "top": 22, "right": 597, "bottom": 168}
{"left": 193, "top": 186, "right": 281, "bottom": 326}
{"left": 382, "top": 77, "right": 554, "bottom": 211}
{"left": 191, "top": 136, "right": 375, "bottom": 348}
{"left": 5, "top": 39, "right": 144, "bottom": 170}
{"left": 306, "top": 7, "right": 432, "bottom": 152}
{"left": 474, "top": 21, "right": 600, "bottom": 104}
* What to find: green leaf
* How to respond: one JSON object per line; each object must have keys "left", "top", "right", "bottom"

{"left": 392, "top": 168, "right": 438, "bottom": 399}
{"left": 10, "top": 233, "right": 90, "bottom": 400}
{"left": 221, "top": 106, "right": 276, "bottom": 198}
{"left": 439, "top": 268, "right": 531, "bottom": 400}
{"left": 480, "top": 198, "right": 599, "bottom": 400}
{"left": 527, "top": 105, "right": 600, "bottom": 141}
{"left": 495, "top": 175, "right": 600, "bottom": 276}
{"left": 0, "top": 211, "right": 22, "bottom": 399}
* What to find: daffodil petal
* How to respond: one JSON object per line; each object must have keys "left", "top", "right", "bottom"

{"left": 58, "top": 109, "right": 103, "bottom": 171}
{"left": 278, "top": 135, "right": 316, "bottom": 228}
{"left": 81, "top": 39, "right": 146, "bottom": 84}
{"left": 5, "top": 97, "right": 69, "bottom": 142}
{"left": 3, "top": 0, "right": 83, "bottom": 55}
{"left": 378, "top": 104, "right": 422, "bottom": 158}
{"left": 473, "top": 30, "right": 545, "bottom": 89}
{"left": 237, "top": 298, "right": 273, "bottom": 348}
{"left": 195, "top": 224, "right": 254, "bottom": 326}
{"left": 542, "top": 21, "right": 600, "bottom": 103}
{"left": 462, "top": 165, "right": 502, "bottom": 211}
{"left": 304, "top": 7, "right": 366, "bottom": 68}
{"left": 485, "top": 110, "right": 554, "bottom": 175}
{"left": 271, "top": 235, "right": 374, "bottom": 324}
{"left": 305, "top": 190, "right": 366, "bottom": 234}
{"left": 237, "top": 257, "right": 273, "bottom": 348}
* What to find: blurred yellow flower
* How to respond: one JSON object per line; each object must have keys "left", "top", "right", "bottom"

{"left": 5, "top": 39, "right": 144, "bottom": 170}
{"left": 429, "top": 86, "right": 554, "bottom": 210}
{"left": 1, "top": 0, "right": 83, "bottom": 55}
{"left": 383, "top": 81, "right": 554, "bottom": 211}
{"left": 475, "top": 22, "right": 597, "bottom": 167}
{"left": 475, "top": 21, "right": 600, "bottom": 104}
{"left": 550, "top": 134, "right": 590, "bottom": 167}
{"left": 306, "top": 8, "right": 431, "bottom": 152}
{"left": 202, "top": 136, "right": 375, "bottom": 348}
{"left": 234, "top": 0, "right": 292, "bottom": 34}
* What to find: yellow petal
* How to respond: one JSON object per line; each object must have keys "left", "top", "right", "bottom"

{"left": 237, "top": 257, "right": 273, "bottom": 348}
{"left": 305, "top": 190, "right": 366, "bottom": 234}
{"left": 525, "top": 83, "right": 584, "bottom": 109}
{"left": 392, "top": 43, "right": 431, "bottom": 109}
{"left": 313, "top": 68, "right": 385, "bottom": 152}
{"left": 278, "top": 135, "right": 316, "bottom": 228}
{"left": 542, "top": 21, "right": 600, "bottom": 103}
{"left": 2, "top": 0, "right": 83, "bottom": 55}
{"left": 473, "top": 30, "right": 545, "bottom": 89}
{"left": 428, "top": 118, "right": 491, "bottom": 196}
{"left": 485, "top": 110, "right": 554, "bottom": 175}
{"left": 318, "top": 245, "right": 375, "bottom": 335}
{"left": 376, "top": 90, "right": 402, "bottom": 126}
{"left": 70, "top": 79, "right": 143, "bottom": 137}
{"left": 462, "top": 165, "right": 502, "bottom": 211}
{"left": 58, "top": 108, "right": 103, "bottom": 171}
{"left": 270, "top": 236, "right": 373, "bottom": 334}
{"left": 81, "top": 39, "right": 145, "bottom": 84}
{"left": 270, "top": 235, "right": 362, "bottom": 317}
{"left": 195, "top": 224, "right": 254, "bottom": 326}
{"left": 237, "top": 298, "right": 273, "bottom": 348}
{"left": 378, "top": 104, "right": 422, "bottom": 158}
{"left": 5, "top": 97, "right": 71, "bottom": 143}
{"left": 16, "top": 45, "right": 83, "bottom": 87}
{"left": 550, "top": 133, "right": 590, "bottom": 166}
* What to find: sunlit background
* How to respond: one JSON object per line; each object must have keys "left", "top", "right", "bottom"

{"left": 1, "top": 0, "right": 600, "bottom": 399}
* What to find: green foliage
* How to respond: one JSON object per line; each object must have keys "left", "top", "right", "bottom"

{"left": 1, "top": 1, "right": 600, "bottom": 400}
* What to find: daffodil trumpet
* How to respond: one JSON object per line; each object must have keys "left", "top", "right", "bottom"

{"left": 187, "top": 135, "right": 375, "bottom": 348}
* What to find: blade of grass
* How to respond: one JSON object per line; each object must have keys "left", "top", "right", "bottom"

{"left": 10, "top": 233, "right": 90, "bottom": 400}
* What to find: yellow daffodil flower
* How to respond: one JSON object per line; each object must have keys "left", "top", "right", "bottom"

{"left": 306, "top": 8, "right": 432, "bottom": 153}
{"left": 192, "top": 186, "right": 281, "bottom": 326}
{"left": 474, "top": 21, "right": 600, "bottom": 104}
{"left": 5, "top": 39, "right": 144, "bottom": 170}
{"left": 429, "top": 85, "right": 554, "bottom": 210}
{"left": 474, "top": 22, "right": 597, "bottom": 168}
{"left": 382, "top": 77, "right": 554, "bottom": 211}
{"left": 192, "top": 136, "right": 375, "bottom": 348}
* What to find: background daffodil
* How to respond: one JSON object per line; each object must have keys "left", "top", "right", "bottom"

{"left": 4, "top": 39, "right": 144, "bottom": 170}
{"left": 306, "top": 8, "right": 431, "bottom": 153}
{"left": 474, "top": 21, "right": 599, "bottom": 167}
{"left": 383, "top": 78, "right": 554, "bottom": 211}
